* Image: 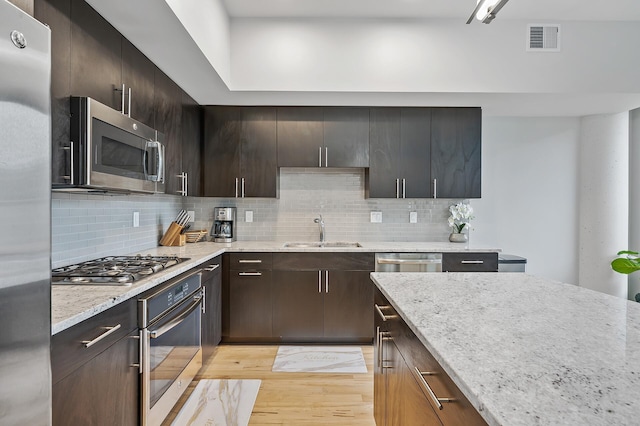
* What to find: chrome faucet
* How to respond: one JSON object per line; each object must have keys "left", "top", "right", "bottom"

{"left": 314, "top": 215, "right": 325, "bottom": 243}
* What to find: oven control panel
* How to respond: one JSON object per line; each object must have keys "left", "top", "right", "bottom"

{"left": 140, "top": 270, "right": 202, "bottom": 326}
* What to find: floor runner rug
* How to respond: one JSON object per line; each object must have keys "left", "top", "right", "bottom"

{"left": 171, "top": 379, "right": 261, "bottom": 426}
{"left": 271, "top": 346, "right": 367, "bottom": 373}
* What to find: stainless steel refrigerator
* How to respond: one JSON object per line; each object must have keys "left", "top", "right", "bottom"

{"left": 0, "top": 1, "right": 52, "bottom": 425}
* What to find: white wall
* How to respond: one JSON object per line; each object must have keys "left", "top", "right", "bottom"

{"left": 230, "top": 19, "right": 640, "bottom": 94}
{"left": 578, "top": 113, "right": 629, "bottom": 298}
{"left": 472, "top": 117, "right": 580, "bottom": 284}
{"left": 630, "top": 109, "right": 640, "bottom": 300}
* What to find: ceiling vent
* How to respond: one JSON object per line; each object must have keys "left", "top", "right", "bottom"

{"left": 527, "top": 24, "right": 560, "bottom": 51}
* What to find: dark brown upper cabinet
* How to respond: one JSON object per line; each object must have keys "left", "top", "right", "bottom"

{"left": 203, "top": 106, "right": 278, "bottom": 198}
{"left": 368, "top": 107, "right": 432, "bottom": 198}
{"left": 69, "top": 0, "right": 122, "bottom": 111}
{"left": 181, "top": 91, "right": 203, "bottom": 196}
{"left": 276, "top": 107, "right": 369, "bottom": 168}
{"left": 121, "top": 39, "right": 155, "bottom": 128}
{"left": 431, "top": 107, "right": 482, "bottom": 198}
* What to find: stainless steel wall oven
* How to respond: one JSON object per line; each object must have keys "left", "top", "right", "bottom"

{"left": 138, "top": 269, "right": 203, "bottom": 426}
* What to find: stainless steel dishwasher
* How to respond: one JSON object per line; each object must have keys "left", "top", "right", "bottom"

{"left": 375, "top": 253, "right": 442, "bottom": 272}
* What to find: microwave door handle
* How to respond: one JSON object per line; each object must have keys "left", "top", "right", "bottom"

{"left": 149, "top": 293, "right": 202, "bottom": 339}
{"left": 144, "top": 141, "right": 165, "bottom": 183}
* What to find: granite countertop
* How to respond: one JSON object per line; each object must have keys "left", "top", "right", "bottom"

{"left": 370, "top": 272, "right": 640, "bottom": 426}
{"left": 51, "top": 240, "right": 499, "bottom": 335}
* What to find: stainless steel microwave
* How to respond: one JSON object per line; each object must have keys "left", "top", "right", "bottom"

{"left": 54, "top": 96, "right": 165, "bottom": 194}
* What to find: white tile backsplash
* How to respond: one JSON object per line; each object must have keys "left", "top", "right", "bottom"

{"left": 52, "top": 168, "right": 460, "bottom": 267}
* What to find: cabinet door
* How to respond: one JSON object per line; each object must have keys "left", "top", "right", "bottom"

{"left": 272, "top": 271, "right": 324, "bottom": 340}
{"left": 202, "top": 258, "right": 222, "bottom": 365}
{"left": 368, "top": 108, "right": 401, "bottom": 198}
{"left": 35, "top": 0, "right": 72, "bottom": 186}
{"left": 203, "top": 106, "right": 241, "bottom": 197}
{"left": 70, "top": 0, "right": 122, "bottom": 111}
{"left": 323, "top": 107, "right": 370, "bottom": 167}
{"left": 401, "top": 358, "right": 444, "bottom": 426}
{"left": 431, "top": 107, "right": 481, "bottom": 198}
{"left": 240, "top": 107, "right": 278, "bottom": 197}
{"left": 277, "top": 107, "right": 324, "bottom": 167}
{"left": 228, "top": 270, "right": 272, "bottom": 338}
{"left": 52, "top": 333, "right": 139, "bottom": 426}
{"left": 385, "top": 339, "right": 405, "bottom": 426}
{"left": 323, "top": 271, "right": 373, "bottom": 340}
{"left": 154, "top": 69, "right": 183, "bottom": 195}
{"left": 121, "top": 39, "right": 155, "bottom": 127}
{"left": 401, "top": 108, "right": 432, "bottom": 198}
{"left": 182, "top": 91, "right": 202, "bottom": 196}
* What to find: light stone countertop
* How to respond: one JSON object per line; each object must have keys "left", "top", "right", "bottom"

{"left": 370, "top": 272, "right": 640, "bottom": 426}
{"left": 51, "top": 240, "right": 499, "bottom": 335}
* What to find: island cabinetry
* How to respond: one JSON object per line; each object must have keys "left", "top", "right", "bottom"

{"left": 374, "top": 287, "right": 487, "bottom": 426}
{"left": 203, "top": 106, "right": 278, "bottom": 198}
{"left": 51, "top": 298, "right": 139, "bottom": 425}
{"left": 431, "top": 107, "right": 482, "bottom": 199}
{"left": 222, "top": 253, "right": 273, "bottom": 342}
{"left": 201, "top": 255, "right": 222, "bottom": 364}
{"left": 272, "top": 252, "right": 374, "bottom": 343}
{"left": 442, "top": 252, "right": 498, "bottom": 272}
{"left": 276, "top": 107, "right": 369, "bottom": 168}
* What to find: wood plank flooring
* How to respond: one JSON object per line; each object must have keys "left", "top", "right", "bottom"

{"left": 163, "top": 345, "right": 375, "bottom": 425}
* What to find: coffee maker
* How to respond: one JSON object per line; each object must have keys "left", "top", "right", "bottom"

{"left": 211, "top": 207, "right": 236, "bottom": 242}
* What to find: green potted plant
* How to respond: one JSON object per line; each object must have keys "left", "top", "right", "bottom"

{"left": 611, "top": 250, "right": 640, "bottom": 302}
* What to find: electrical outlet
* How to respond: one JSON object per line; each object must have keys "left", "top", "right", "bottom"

{"left": 245, "top": 210, "right": 254, "bottom": 222}
{"left": 133, "top": 211, "right": 140, "bottom": 228}
{"left": 370, "top": 211, "right": 383, "bottom": 223}
{"left": 410, "top": 211, "right": 418, "bottom": 223}
{"left": 187, "top": 211, "right": 195, "bottom": 223}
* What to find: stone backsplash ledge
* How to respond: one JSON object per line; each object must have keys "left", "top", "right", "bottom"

{"left": 52, "top": 168, "right": 462, "bottom": 267}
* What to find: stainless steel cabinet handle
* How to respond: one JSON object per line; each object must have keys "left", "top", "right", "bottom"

{"left": 238, "top": 259, "right": 262, "bottom": 264}
{"left": 325, "top": 147, "right": 328, "bottom": 167}
{"left": 241, "top": 177, "right": 245, "bottom": 198}
{"left": 402, "top": 178, "right": 406, "bottom": 198}
{"left": 396, "top": 179, "right": 400, "bottom": 198}
{"left": 130, "top": 334, "right": 141, "bottom": 372}
{"left": 319, "top": 146, "right": 322, "bottom": 167}
{"left": 374, "top": 304, "right": 397, "bottom": 321}
{"left": 414, "top": 367, "right": 456, "bottom": 410}
{"left": 201, "top": 285, "right": 206, "bottom": 314}
{"left": 127, "top": 87, "right": 132, "bottom": 117}
{"left": 177, "top": 172, "right": 187, "bottom": 196}
{"left": 238, "top": 272, "right": 262, "bottom": 276}
{"left": 185, "top": 172, "right": 188, "bottom": 196}
{"left": 433, "top": 178, "right": 437, "bottom": 199}
{"left": 235, "top": 177, "right": 239, "bottom": 198}
{"left": 121, "top": 83, "right": 126, "bottom": 114}
{"left": 325, "top": 270, "right": 329, "bottom": 293}
{"left": 204, "top": 264, "right": 220, "bottom": 272}
{"left": 82, "top": 324, "right": 122, "bottom": 348}
{"left": 318, "top": 270, "right": 322, "bottom": 293}
{"left": 461, "top": 260, "right": 484, "bottom": 264}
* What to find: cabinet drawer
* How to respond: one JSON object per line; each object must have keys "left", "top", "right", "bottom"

{"left": 229, "top": 252, "right": 272, "bottom": 270}
{"left": 272, "top": 252, "right": 374, "bottom": 271}
{"left": 442, "top": 252, "right": 498, "bottom": 272}
{"left": 201, "top": 255, "right": 222, "bottom": 281}
{"left": 52, "top": 298, "right": 137, "bottom": 384}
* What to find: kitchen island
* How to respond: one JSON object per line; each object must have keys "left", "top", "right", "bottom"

{"left": 370, "top": 272, "right": 640, "bottom": 425}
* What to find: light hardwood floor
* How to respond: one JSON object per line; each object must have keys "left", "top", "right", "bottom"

{"left": 164, "top": 345, "right": 375, "bottom": 425}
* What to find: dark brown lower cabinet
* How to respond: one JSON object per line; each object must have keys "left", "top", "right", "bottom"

{"left": 323, "top": 270, "right": 373, "bottom": 339}
{"left": 272, "top": 270, "right": 324, "bottom": 340}
{"left": 374, "top": 287, "right": 487, "bottom": 426}
{"left": 201, "top": 256, "right": 222, "bottom": 364}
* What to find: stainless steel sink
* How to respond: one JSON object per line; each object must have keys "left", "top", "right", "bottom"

{"left": 283, "top": 242, "right": 362, "bottom": 248}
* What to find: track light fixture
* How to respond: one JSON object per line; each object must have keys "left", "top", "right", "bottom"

{"left": 466, "top": 0, "right": 511, "bottom": 24}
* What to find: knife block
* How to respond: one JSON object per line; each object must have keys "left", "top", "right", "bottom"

{"left": 159, "top": 222, "right": 186, "bottom": 246}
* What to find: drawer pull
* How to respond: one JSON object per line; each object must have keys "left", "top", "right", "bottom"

{"left": 82, "top": 324, "right": 121, "bottom": 348}
{"left": 204, "top": 264, "right": 220, "bottom": 271}
{"left": 414, "top": 367, "right": 456, "bottom": 410}
{"left": 238, "top": 259, "right": 262, "bottom": 264}
{"left": 460, "top": 260, "right": 484, "bottom": 264}
{"left": 375, "top": 304, "right": 397, "bottom": 322}
{"left": 239, "top": 272, "right": 262, "bottom": 276}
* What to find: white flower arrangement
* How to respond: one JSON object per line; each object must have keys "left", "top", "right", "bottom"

{"left": 448, "top": 202, "right": 474, "bottom": 234}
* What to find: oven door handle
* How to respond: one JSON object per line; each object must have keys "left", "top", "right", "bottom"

{"left": 149, "top": 293, "right": 202, "bottom": 339}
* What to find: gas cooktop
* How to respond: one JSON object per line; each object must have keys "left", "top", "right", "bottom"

{"left": 52, "top": 255, "right": 189, "bottom": 286}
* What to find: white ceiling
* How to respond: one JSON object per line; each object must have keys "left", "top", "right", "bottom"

{"left": 221, "top": 0, "right": 640, "bottom": 21}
